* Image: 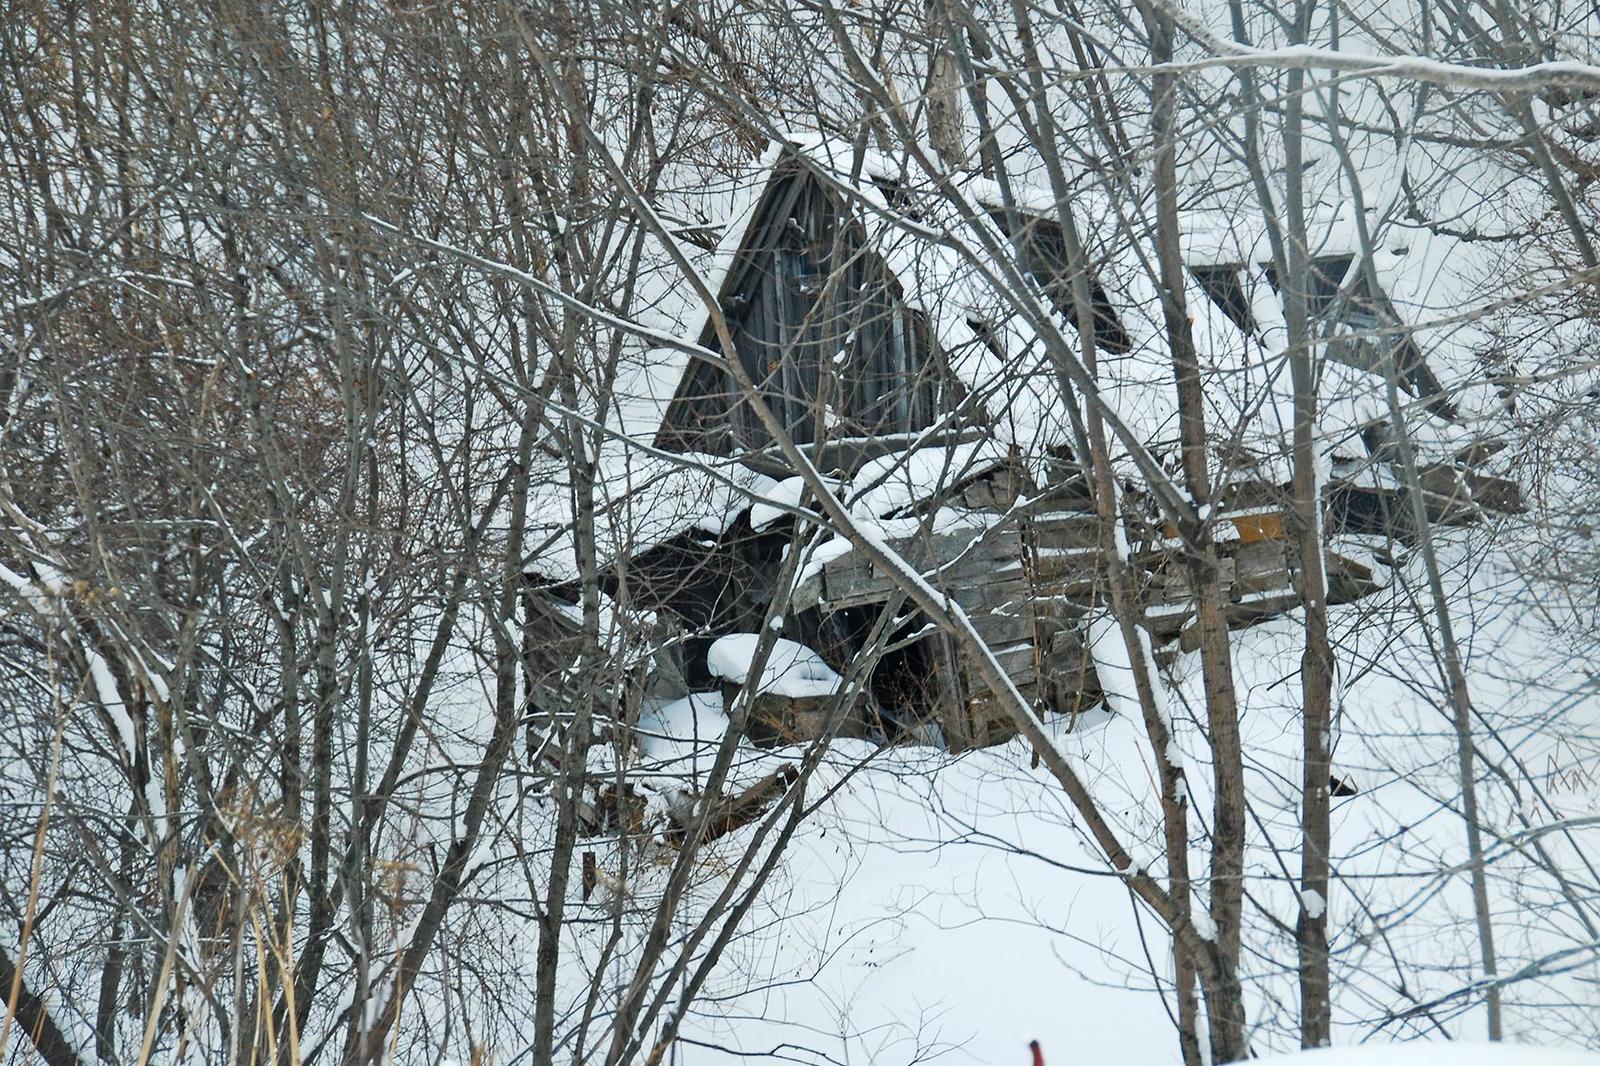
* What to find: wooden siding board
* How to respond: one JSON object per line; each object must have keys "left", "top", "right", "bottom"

{"left": 659, "top": 166, "right": 965, "bottom": 462}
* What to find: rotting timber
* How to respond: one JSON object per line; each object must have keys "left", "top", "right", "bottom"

{"left": 516, "top": 436, "right": 1524, "bottom": 849}
{"left": 517, "top": 151, "right": 1527, "bottom": 807}
{"left": 767, "top": 460, "right": 1390, "bottom": 751}
{"left": 521, "top": 455, "right": 1404, "bottom": 760}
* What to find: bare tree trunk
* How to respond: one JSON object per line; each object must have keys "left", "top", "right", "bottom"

{"left": 1134, "top": 8, "right": 1239, "bottom": 1059}
{"left": 1383, "top": 263, "right": 1505, "bottom": 1050}
{"left": 1279, "top": 13, "right": 1336, "bottom": 1041}
{"left": 1322, "top": 108, "right": 1506, "bottom": 1037}
{"left": 925, "top": 0, "right": 967, "bottom": 170}
{"left": 0, "top": 942, "right": 83, "bottom": 1066}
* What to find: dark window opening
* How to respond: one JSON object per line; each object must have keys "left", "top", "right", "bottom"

{"left": 871, "top": 174, "right": 925, "bottom": 220}
{"left": 1191, "top": 264, "right": 1257, "bottom": 335}
{"left": 1326, "top": 483, "right": 1416, "bottom": 543}
{"left": 991, "top": 210, "right": 1131, "bottom": 354}
{"left": 866, "top": 633, "right": 948, "bottom": 742}
{"left": 1263, "top": 255, "right": 1446, "bottom": 401}
{"left": 823, "top": 605, "right": 949, "bottom": 743}
{"left": 1264, "top": 255, "right": 1369, "bottom": 319}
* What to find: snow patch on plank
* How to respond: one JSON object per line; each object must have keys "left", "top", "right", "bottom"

{"left": 707, "top": 634, "right": 844, "bottom": 698}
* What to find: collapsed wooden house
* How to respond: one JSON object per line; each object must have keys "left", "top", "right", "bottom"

{"left": 522, "top": 142, "right": 1524, "bottom": 766}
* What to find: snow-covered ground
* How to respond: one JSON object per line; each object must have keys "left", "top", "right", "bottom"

{"left": 1255, "top": 1047, "right": 1600, "bottom": 1066}
{"left": 601, "top": 530, "right": 1600, "bottom": 1065}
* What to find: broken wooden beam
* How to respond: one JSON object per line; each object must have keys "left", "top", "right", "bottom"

{"left": 665, "top": 764, "right": 801, "bottom": 845}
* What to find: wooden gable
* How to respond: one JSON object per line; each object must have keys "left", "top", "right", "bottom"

{"left": 656, "top": 164, "right": 965, "bottom": 467}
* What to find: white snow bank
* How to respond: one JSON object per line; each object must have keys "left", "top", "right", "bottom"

{"left": 751, "top": 474, "right": 832, "bottom": 531}
{"left": 847, "top": 439, "right": 1010, "bottom": 519}
{"left": 706, "top": 634, "right": 843, "bottom": 698}
{"left": 632, "top": 692, "right": 803, "bottom": 828}
{"left": 792, "top": 506, "right": 1000, "bottom": 590}
{"left": 636, "top": 692, "right": 731, "bottom": 763}
{"left": 1254, "top": 1044, "right": 1600, "bottom": 1066}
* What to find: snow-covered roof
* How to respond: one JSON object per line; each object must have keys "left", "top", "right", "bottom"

{"left": 707, "top": 634, "right": 846, "bottom": 698}
{"left": 522, "top": 133, "right": 1514, "bottom": 580}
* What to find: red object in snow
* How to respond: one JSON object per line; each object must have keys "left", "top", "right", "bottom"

{"left": 1029, "top": 1040, "right": 1046, "bottom": 1066}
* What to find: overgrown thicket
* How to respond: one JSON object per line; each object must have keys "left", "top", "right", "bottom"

{"left": 3, "top": 0, "right": 1600, "bottom": 1063}
{"left": 0, "top": 3, "right": 720, "bottom": 1061}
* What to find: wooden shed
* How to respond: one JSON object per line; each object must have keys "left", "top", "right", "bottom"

{"left": 523, "top": 144, "right": 1523, "bottom": 756}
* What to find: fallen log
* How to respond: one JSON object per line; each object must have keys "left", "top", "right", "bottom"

{"left": 664, "top": 764, "right": 801, "bottom": 845}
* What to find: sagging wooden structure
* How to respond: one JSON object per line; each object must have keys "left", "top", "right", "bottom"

{"left": 523, "top": 151, "right": 1524, "bottom": 762}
